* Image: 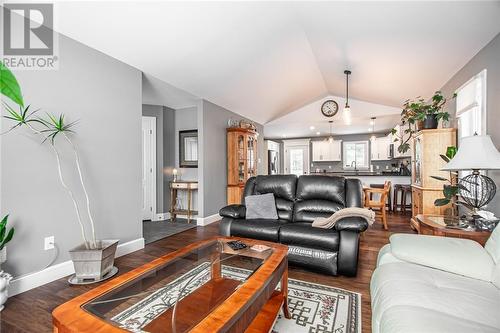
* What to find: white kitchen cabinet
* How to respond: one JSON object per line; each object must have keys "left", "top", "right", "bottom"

{"left": 370, "top": 136, "right": 391, "bottom": 161}
{"left": 330, "top": 140, "right": 342, "bottom": 161}
{"left": 312, "top": 140, "right": 342, "bottom": 162}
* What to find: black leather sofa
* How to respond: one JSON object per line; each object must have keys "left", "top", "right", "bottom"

{"left": 219, "top": 174, "right": 368, "bottom": 276}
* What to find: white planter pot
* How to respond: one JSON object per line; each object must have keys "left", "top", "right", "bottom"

{"left": 69, "top": 240, "right": 118, "bottom": 283}
{"left": 0, "top": 271, "right": 12, "bottom": 312}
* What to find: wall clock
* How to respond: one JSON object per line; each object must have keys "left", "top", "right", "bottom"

{"left": 321, "top": 100, "right": 339, "bottom": 117}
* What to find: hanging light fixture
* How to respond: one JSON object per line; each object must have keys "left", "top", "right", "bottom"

{"left": 328, "top": 120, "right": 334, "bottom": 143}
{"left": 343, "top": 70, "right": 352, "bottom": 125}
{"left": 369, "top": 117, "right": 376, "bottom": 131}
{"left": 370, "top": 117, "right": 376, "bottom": 139}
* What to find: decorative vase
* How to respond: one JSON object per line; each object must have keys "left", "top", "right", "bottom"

{"left": 0, "top": 271, "right": 12, "bottom": 311}
{"left": 423, "top": 114, "right": 438, "bottom": 129}
{"left": 69, "top": 240, "right": 118, "bottom": 283}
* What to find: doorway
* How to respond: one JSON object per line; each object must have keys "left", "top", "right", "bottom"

{"left": 283, "top": 140, "right": 310, "bottom": 176}
{"left": 142, "top": 116, "right": 156, "bottom": 220}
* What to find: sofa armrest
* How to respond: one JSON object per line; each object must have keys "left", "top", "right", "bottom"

{"left": 390, "top": 234, "right": 494, "bottom": 282}
{"left": 334, "top": 216, "right": 369, "bottom": 232}
{"left": 337, "top": 230, "right": 360, "bottom": 276}
{"left": 219, "top": 204, "right": 246, "bottom": 219}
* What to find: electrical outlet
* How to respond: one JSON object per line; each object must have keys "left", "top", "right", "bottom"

{"left": 44, "top": 236, "right": 55, "bottom": 250}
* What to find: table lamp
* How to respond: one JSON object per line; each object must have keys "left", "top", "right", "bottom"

{"left": 442, "top": 134, "right": 500, "bottom": 212}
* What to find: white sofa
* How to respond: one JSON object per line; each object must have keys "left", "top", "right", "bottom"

{"left": 371, "top": 225, "right": 500, "bottom": 333}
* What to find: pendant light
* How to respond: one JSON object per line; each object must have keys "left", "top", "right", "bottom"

{"left": 369, "top": 117, "right": 376, "bottom": 139}
{"left": 343, "top": 70, "right": 352, "bottom": 125}
{"left": 328, "top": 120, "right": 334, "bottom": 143}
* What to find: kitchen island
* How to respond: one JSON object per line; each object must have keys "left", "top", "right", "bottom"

{"left": 309, "top": 171, "right": 411, "bottom": 210}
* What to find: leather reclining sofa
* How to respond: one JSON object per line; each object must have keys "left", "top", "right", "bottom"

{"left": 219, "top": 174, "right": 369, "bottom": 276}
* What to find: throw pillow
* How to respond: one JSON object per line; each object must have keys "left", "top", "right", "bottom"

{"left": 245, "top": 193, "right": 279, "bottom": 220}
{"left": 312, "top": 207, "right": 375, "bottom": 229}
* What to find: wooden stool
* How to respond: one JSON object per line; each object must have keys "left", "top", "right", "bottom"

{"left": 369, "top": 183, "right": 392, "bottom": 212}
{"left": 393, "top": 184, "right": 412, "bottom": 214}
{"left": 364, "top": 181, "right": 391, "bottom": 230}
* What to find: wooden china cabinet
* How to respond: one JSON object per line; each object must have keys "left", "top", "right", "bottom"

{"left": 227, "top": 127, "right": 258, "bottom": 204}
{"left": 410, "top": 128, "right": 457, "bottom": 230}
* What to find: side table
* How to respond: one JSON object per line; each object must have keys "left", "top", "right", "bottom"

{"left": 412, "top": 214, "right": 491, "bottom": 246}
{"left": 170, "top": 181, "right": 198, "bottom": 223}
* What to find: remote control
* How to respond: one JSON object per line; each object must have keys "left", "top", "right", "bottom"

{"left": 227, "top": 240, "right": 248, "bottom": 250}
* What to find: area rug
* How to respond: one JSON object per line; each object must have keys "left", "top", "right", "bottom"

{"left": 112, "top": 262, "right": 361, "bottom": 333}
{"left": 142, "top": 220, "right": 197, "bottom": 244}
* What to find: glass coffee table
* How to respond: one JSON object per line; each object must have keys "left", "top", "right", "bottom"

{"left": 53, "top": 237, "right": 290, "bottom": 333}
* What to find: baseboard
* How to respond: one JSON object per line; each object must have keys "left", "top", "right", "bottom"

{"left": 152, "top": 212, "right": 171, "bottom": 221}
{"left": 196, "top": 213, "right": 221, "bottom": 226}
{"left": 9, "top": 237, "right": 145, "bottom": 297}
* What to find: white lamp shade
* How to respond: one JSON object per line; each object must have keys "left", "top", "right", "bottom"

{"left": 442, "top": 135, "right": 500, "bottom": 171}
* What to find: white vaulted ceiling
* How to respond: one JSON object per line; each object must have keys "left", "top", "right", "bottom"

{"left": 51, "top": 1, "right": 500, "bottom": 126}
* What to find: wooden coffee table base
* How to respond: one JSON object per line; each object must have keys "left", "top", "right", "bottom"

{"left": 53, "top": 237, "right": 290, "bottom": 333}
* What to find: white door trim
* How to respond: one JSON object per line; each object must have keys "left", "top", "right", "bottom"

{"left": 142, "top": 116, "right": 157, "bottom": 220}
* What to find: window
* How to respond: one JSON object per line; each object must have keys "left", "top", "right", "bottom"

{"left": 343, "top": 141, "right": 369, "bottom": 170}
{"left": 456, "top": 69, "right": 486, "bottom": 139}
{"left": 455, "top": 70, "right": 487, "bottom": 182}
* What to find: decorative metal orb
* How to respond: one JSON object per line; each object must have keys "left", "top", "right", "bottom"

{"left": 459, "top": 173, "right": 496, "bottom": 209}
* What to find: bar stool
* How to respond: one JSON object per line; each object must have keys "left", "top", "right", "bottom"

{"left": 393, "top": 184, "right": 412, "bottom": 214}
{"left": 369, "top": 183, "right": 392, "bottom": 212}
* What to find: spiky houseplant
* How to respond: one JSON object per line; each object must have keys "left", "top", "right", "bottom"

{"left": 0, "top": 61, "right": 97, "bottom": 250}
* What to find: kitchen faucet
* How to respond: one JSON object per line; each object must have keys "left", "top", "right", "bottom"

{"left": 351, "top": 160, "right": 358, "bottom": 171}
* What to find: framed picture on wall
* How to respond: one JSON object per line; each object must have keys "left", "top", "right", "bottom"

{"left": 179, "top": 130, "right": 198, "bottom": 168}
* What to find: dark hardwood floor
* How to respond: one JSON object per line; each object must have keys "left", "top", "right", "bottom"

{"left": 0, "top": 213, "right": 414, "bottom": 333}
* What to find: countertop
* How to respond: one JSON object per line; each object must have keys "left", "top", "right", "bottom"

{"left": 309, "top": 171, "right": 411, "bottom": 177}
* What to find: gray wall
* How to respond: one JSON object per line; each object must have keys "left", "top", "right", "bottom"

{"left": 1, "top": 34, "right": 142, "bottom": 276}
{"left": 142, "top": 104, "right": 175, "bottom": 214}
{"left": 174, "top": 106, "right": 199, "bottom": 211}
{"left": 198, "top": 100, "right": 265, "bottom": 217}
{"left": 438, "top": 32, "right": 500, "bottom": 215}
{"left": 175, "top": 107, "right": 198, "bottom": 181}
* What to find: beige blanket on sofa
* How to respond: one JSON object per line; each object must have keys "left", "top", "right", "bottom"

{"left": 312, "top": 207, "right": 375, "bottom": 229}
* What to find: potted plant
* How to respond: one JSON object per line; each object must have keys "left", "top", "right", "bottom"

{"left": 392, "top": 91, "right": 455, "bottom": 154}
{"left": 0, "top": 215, "right": 15, "bottom": 269}
{"left": 432, "top": 146, "right": 475, "bottom": 217}
{"left": 0, "top": 61, "right": 118, "bottom": 283}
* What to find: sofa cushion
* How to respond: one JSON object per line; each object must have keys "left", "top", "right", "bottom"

{"left": 371, "top": 262, "right": 500, "bottom": 332}
{"left": 247, "top": 175, "right": 297, "bottom": 221}
{"left": 253, "top": 175, "right": 297, "bottom": 201}
{"left": 293, "top": 200, "right": 343, "bottom": 222}
{"left": 293, "top": 176, "right": 346, "bottom": 222}
{"left": 279, "top": 222, "right": 340, "bottom": 252}
{"left": 229, "top": 219, "right": 288, "bottom": 242}
{"left": 296, "top": 175, "right": 346, "bottom": 203}
{"left": 390, "top": 234, "right": 494, "bottom": 282}
{"left": 485, "top": 224, "right": 500, "bottom": 289}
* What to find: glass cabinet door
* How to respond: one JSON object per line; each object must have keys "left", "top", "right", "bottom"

{"left": 238, "top": 135, "right": 245, "bottom": 182}
{"left": 247, "top": 135, "right": 256, "bottom": 178}
{"left": 414, "top": 137, "right": 422, "bottom": 185}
